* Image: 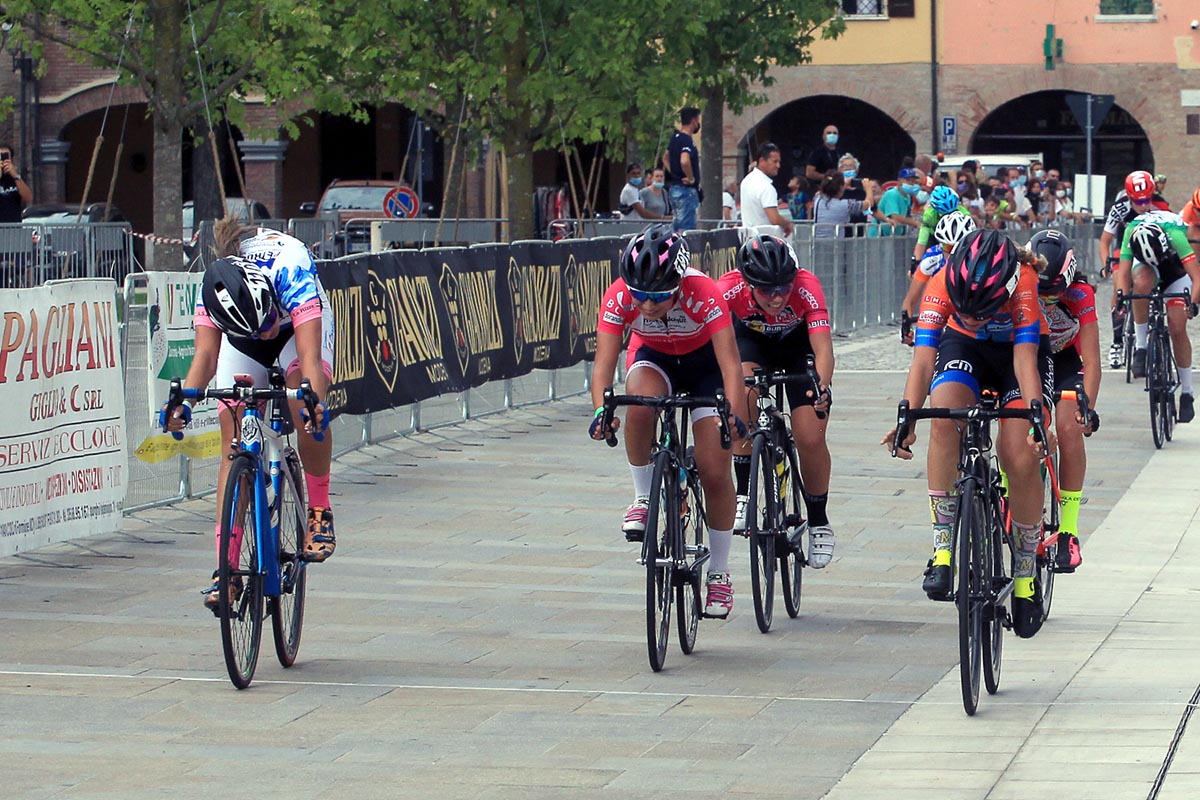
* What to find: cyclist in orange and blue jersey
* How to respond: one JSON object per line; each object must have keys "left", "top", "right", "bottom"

{"left": 589, "top": 225, "right": 747, "bottom": 618}
{"left": 1030, "top": 230, "right": 1100, "bottom": 573}
{"left": 883, "top": 229, "right": 1055, "bottom": 638}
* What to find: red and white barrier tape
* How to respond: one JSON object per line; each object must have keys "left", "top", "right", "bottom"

{"left": 124, "top": 229, "right": 200, "bottom": 246}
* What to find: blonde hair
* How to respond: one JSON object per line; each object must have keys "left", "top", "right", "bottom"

{"left": 1016, "top": 246, "right": 1048, "bottom": 271}
{"left": 213, "top": 215, "right": 256, "bottom": 259}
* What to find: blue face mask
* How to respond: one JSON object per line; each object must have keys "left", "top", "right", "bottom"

{"left": 901, "top": 183, "right": 920, "bottom": 196}
{"left": 843, "top": 169, "right": 856, "bottom": 179}
{"left": 917, "top": 190, "right": 930, "bottom": 205}
{"left": 825, "top": 133, "right": 839, "bottom": 146}
{"left": 957, "top": 182, "right": 968, "bottom": 194}
{"left": 1013, "top": 175, "right": 1026, "bottom": 186}
{"left": 652, "top": 181, "right": 664, "bottom": 189}
{"left": 629, "top": 177, "right": 643, "bottom": 187}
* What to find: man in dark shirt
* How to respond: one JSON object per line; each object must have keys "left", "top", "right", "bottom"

{"left": 666, "top": 106, "right": 702, "bottom": 232}
{"left": 805, "top": 124, "right": 843, "bottom": 183}
{"left": 0, "top": 143, "right": 32, "bottom": 223}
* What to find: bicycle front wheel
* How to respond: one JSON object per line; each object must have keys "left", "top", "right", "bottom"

{"left": 1123, "top": 313, "right": 1134, "bottom": 384}
{"left": 219, "top": 456, "right": 264, "bottom": 689}
{"left": 1148, "top": 333, "right": 1166, "bottom": 449}
{"left": 780, "top": 444, "right": 806, "bottom": 619}
{"left": 956, "top": 482, "right": 984, "bottom": 716}
{"left": 645, "top": 452, "right": 675, "bottom": 672}
{"left": 982, "top": 493, "right": 1006, "bottom": 696}
{"left": 747, "top": 435, "right": 777, "bottom": 633}
{"left": 1163, "top": 333, "right": 1177, "bottom": 443}
{"left": 676, "top": 465, "right": 703, "bottom": 655}
{"left": 1037, "top": 457, "right": 1059, "bottom": 622}
{"left": 271, "top": 451, "right": 308, "bottom": 668}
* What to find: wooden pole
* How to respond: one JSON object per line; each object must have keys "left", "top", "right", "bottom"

{"left": 77, "top": 135, "right": 104, "bottom": 221}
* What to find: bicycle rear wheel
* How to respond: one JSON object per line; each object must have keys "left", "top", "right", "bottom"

{"left": 271, "top": 451, "right": 308, "bottom": 668}
{"left": 982, "top": 494, "right": 1006, "bottom": 696}
{"left": 645, "top": 452, "right": 675, "bottom": 672}
{"left": 747, "top": 435, "right": 777, "bottom": 633}
{"left": 219, "top": 456, "right": 264, "bottom": 690}
{"left": 780, "top": 445, "right": 806, "bottom": 619}
{"left": 676, "top": 464, "right": 703, "bottom": 655}
{"left": 1148, "top": 334, "right": 1166, "bottom": 449}
{"left": 956, "top": 482, "right": 984, "bottom": 716}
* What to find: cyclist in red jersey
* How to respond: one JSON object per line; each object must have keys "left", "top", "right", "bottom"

{"left": 718, "top": 234, "right": 836, "bottom": 568}
{"left": 1030, "top": 230, "right": 1100, "bottom": 573}
{"left": 589, "top": 225, "right": 747, "bottom": 618}
{"left": 883, "top": 229, "right": 1056, "bottom": 638}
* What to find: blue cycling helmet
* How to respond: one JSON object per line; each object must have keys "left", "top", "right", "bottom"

{"left": 930, "top": 185, "right": 960, "bottom": 215}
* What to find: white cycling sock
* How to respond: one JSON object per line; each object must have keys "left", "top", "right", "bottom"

{"left": 1135, "top": 323, "right": 1149, "bottom": 349}
{"left": 629, "top": 463, "right": 653, "bottom": 499}
{"left": 1180, "top": 366, "right": 1194, "bottom": 395}
{"left": 708, "top": 527, "right": 733, "bottom": 574}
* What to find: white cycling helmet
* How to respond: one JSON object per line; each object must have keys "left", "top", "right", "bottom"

{"left": 934, "top": 210, "right": 976, "bottom": 249}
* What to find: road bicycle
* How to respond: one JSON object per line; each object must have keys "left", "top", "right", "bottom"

{"left": 598, "top": 390, "right": 731, "bottom": 672}
{"left": 1118, "top": 289, "right": 1190, "bottom": 448}
{"left": 892, "top": 395, "right": 1049, "bottom": 716}
{"left": 162, "top": 369, "right": 324, "bottom": 689}
{"left": 742, "top": 356, "right": 825, "bottom": 633}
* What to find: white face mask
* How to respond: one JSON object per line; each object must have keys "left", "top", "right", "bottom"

{"left": 1055, "top": 190, "right": 1066, "bottom": 199}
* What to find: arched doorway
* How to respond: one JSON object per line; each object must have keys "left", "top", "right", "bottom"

{"left": 61, "top": 103, "right": 155, "bottom": 233}
{"left": 743, "top": 95, "right": 915, "bottom": 187}
{"left": 971, "top": 90, "right": 1152, "bottom": 207}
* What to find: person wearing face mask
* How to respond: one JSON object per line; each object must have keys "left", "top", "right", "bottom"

{"left": 805, "top": 124, "right": 843, "bottom": 184}
{"left": 837, "top": 153, "right": 870, "bottom": 236}
{"left": 1006, "top": 166, "right": 1034, "bottom": 227}
{"left": 619, "top": 163, "right": 654, "bottom": 221}
{"left": 877, "top": 166, "right": 924, "bottom": 236}
{"left": 637, "top": 167, "right": 673, "bottom": 222}
{"left": 665, "top": 106, "right": 703, "bottom": 232}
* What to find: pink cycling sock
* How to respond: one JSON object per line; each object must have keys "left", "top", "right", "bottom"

{"left": 305, "top": 472, "right": 331, "bottom": 510}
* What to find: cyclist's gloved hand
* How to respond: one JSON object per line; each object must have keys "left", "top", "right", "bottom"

{"left": 815, "top": 385, "right": 833, "bottom": 412}
{"left": 882, "top": 425, "right": 916, "bottom": 459}
{"left": 159, "top": 402, "right": 191, "bottom": 441}
{"left": 300, "top": 401, "right": 330, "bottom": 435}
{"left": 908, "top": 255, "right": 919, "bottom": 277}
{"left": 589, "top": 407, "right": 618, "bottom": 441}
{"left": 727, "top": 413, "right": 748, "bottom": 440}
{"left": 1190, "top": 303, "right": 1199, "bottom": 320}
{"left": 1085, "top": 409, "right": 1100, "bottom": 435}
{"left": 900, "top": 311, "right": 914, "bottom": 345}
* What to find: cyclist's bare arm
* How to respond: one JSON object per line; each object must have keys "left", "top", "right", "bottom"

{"left": 1014, "top": 341, "right": 1054, "bottom": 453}
{"left": 292, "top": 318, "right": 328, "bottom": 398}
{"left": 1078, "top": 322, "right": 1102, "bottom": 417}
{"left": 589, "top": 330, "right": 623, "bottom": 413}
{"left": 883, "top": 345, "right": 936, "bottom": 457}
{"left": 712, "top": 326, "right": 749, "bottom": 424}
{"left": 810, "top": 327, "right": 835, "bottom": 392}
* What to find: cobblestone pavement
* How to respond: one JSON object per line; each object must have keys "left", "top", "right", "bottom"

{"left": 5, "top": 276, "right": 1200, "bottom": 799}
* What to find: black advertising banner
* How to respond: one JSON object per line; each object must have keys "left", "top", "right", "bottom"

{"left": 318, "top": 231, "right": 731, "bottom": 416}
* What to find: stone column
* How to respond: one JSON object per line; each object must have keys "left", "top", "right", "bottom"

{"left": 36, "top": 139, "right": 71, "bottom": 205}
{"left": 238, "top": 139, "right": 288, "bottom": 220}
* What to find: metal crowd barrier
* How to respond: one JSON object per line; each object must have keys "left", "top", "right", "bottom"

{"left": 369, "top": 218, "right": 508, "bottom": 250}
{"left": 0, "top": 222, "right": 135, "bottom": 288}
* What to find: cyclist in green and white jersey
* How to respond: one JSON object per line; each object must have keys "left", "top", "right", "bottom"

{"left": 1116, "top": 201, "right": 1200, "bottom": 422}
{"left": 910, "top": 185, "right": 968, "bottom": 271}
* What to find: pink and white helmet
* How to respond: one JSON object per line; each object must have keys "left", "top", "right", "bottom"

{"left": 945, "top": 229, "right": 1020, "bottom": 320}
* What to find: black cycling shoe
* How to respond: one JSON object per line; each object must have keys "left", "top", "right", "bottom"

{"left": 922, "top": 559, "right": 952, "bottom": 600}
{"left": 1131, "top": 348, "right": 1147, "bottom": 379}
{"left": 1180, "top": 393, "right": 1195, "bottom": 423}
{"left": 1012, "top": 580, "right": 1045, "bottom": 639}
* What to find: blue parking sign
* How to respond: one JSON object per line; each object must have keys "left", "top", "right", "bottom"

{"left": 941, "top": 115, "right": 957, "bottom": 153}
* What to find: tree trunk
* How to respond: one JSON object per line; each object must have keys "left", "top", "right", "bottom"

{"left": 503, "top": 29, "right": 535, "bottom": 241}
{"left": 700, "top": 86, "right": 725, "bottom": 223}
{"left": 191, "top": 117, "right": 222, "bottom": 223}
{"left": 152, "top": 119, "right": 185, "bottom": 270}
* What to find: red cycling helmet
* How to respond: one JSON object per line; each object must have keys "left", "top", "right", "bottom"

{"left": 1124, "top": 170, "right": 1156, "bottom": 202}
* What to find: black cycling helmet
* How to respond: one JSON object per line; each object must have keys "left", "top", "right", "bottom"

{"left": 737, "top": 234, "right": 799, "bottom": 288}
{"left": 619, "top": 223, "right": 689, "bottom": 292}
{"left": 201, "top": 256, "right": 278, "bottom": 337}
{"left": 945, "top": 229, "right": 1020, "bottom": 320}
{"left": 1029, "top": 229, "right": 1077, "bottom": 295}
{"left": 1129, "top": 222, "right": 1173, "bottom": 270}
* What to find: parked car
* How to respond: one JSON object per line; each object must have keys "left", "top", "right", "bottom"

{"left": 300, "top": 179, "right": 404, "bottom": 255}
{"left": 183, "top": 197, "right": 271, "bottom": 241}
{"left": 18, "top": 202, "right": 132, "bottom": 281}
{"left": 22, "top": 202, "right": 128, "bottom": 224}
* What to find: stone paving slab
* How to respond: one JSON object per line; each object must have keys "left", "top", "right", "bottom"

{"left": 2, "top": 300, "right": 1199, "bottom": 798}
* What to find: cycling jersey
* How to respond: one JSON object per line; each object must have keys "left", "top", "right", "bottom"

{"left": 1119, "top": 212, "right": 1198, "bottom": 279}
{"left": 916, "top": 203, "right": 969, "bottom": 247}
{"left": 597, "top": 267, "right": 731, "bottom": 356}
{"left": 1040, "top": 280, "right": 1097, "bottom": 355}
{"left": 195, "top": 228, "right": 328, "bottom": 333}
{"left": 1104, "top": 192, "right": 1169, "bottom": 240}
{"left": 716, "top": 268, "right": 830, "bottom": 337}
{"left": 912, "top": 244, "right": 946, "bottom": 284}
{"left": 914, "top": 265, "right": 1044, "bottom": 349}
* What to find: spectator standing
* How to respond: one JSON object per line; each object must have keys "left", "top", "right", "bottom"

{"left": 666, "top": 106, "right": 702, "bottom": 232}
{"left": 812, "top": 172, "right": 877, "bottom": 239}
{"left": 739, "top": 143, "right": 793, "bottom": 237}
{"left": 722, "top": 180, "right": 739, "bottom": 223}
{"left": 805, "top": 124, "right": 844, "bottom": 184}
{"left": 785, "top": 175, "right": 810, "bottom": 221}
{"left": 0, "top": 143, "right": 32, "bottom": 223}
{"left": 638, "top": 167, "right": 673, "bottom": 221}
{"left": 618, "top": 163, "right": 654, "bottom": 221}
{"left": 877, "top": 166, "right": 923, "bottom": 235}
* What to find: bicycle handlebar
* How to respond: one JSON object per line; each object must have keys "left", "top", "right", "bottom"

{"left": 601, "top": 389, "right": 732, "bottom": 450}
{"left": 162, "top": 377, "right": 326, "bottom": 442}
{"left": 891, "top": 398, "right": 1047, "bottom": 457}
{"left": 743, "top": 354, "right": 827, "bottom": 420}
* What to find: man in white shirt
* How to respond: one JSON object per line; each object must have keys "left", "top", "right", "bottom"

{"left": 739, "top": 143, "right": 793, "bottom": 236}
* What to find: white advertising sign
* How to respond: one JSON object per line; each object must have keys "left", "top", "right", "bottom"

{"left": 0, "top": 280, "right": 128, "bottom": 556}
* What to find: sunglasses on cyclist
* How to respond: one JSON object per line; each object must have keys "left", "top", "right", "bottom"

{"left": 1131, "top": 197, "right": 1152, "bottom": 207}
{"left": 754, "top": 284, "right": 793, "bottom": 298}
{"left": 629, "top": 287, "right": 677, "bottom": 304}
{"left": 251, "top": 307, "right": 279, "bottom": 339}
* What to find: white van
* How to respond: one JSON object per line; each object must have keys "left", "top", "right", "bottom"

{"left": 935, "top": 153, "right": 1044, "bottom": 180}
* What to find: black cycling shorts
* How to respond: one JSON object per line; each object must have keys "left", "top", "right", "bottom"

{"left": 1051, "top": 348, "right": 1083, "bottom": 394}
{"left": 931, "top": 329, "right": 1054, "bottom": 408}
{"left": 733, "top": 319, "right": 816, "bottom": 410}
{"left": 628, "top": 340, "right": 724, "bottom": 419}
